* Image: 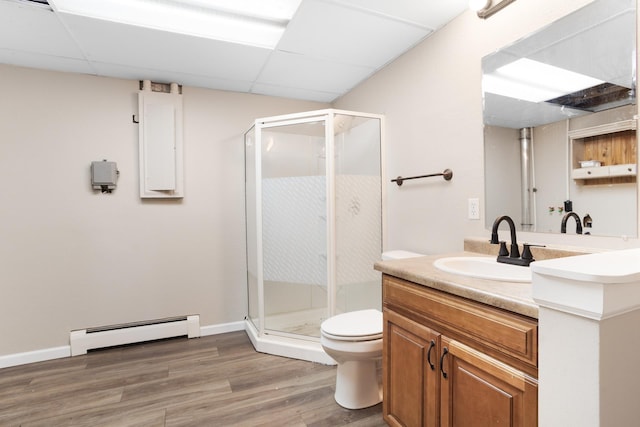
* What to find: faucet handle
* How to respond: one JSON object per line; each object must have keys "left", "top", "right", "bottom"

{"left": 510, "top": 242, "right": 521, "bottom": 259}
{"left": 498, "top": 241, "right": 509, "bottom": 257}
{"left": 522, "top": 243, "right": 546, "bottom": 261}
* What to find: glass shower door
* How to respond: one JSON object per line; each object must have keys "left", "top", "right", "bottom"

{"left": 260, "top": 119, "right": 328, "bottom": 338}
{"left": 333, "top": 114, "right": 383, "bottom": 314}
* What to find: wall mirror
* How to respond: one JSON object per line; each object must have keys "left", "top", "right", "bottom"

{"left": 483, "top": 0, "right": 637, "bottom": 237}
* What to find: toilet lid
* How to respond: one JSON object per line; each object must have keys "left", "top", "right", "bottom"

{"left": 321, "top": 309, "right": 383, "bottom": 340}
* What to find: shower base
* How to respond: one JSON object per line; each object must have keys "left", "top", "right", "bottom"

{"left": 263, "top": 306, "right": 327, "bottom": 337}
{"left": 244, "top": 314, "right": 335, "bottom": 365}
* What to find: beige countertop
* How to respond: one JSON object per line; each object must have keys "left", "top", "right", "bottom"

{"left": 374, "top": 251, "right": 538, "bottom": 319}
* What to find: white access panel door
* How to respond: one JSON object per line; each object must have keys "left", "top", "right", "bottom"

{"left": 138, "top": 87, "right": 184, "bottom": 198}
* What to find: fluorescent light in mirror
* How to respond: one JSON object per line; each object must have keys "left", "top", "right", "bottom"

{"left": 48, "top": 0, "right": 302, "bottom": 49}
{"left": 483, "top": 58, "right": 605, "bottom": 103}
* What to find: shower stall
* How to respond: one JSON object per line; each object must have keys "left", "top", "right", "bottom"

{"left": 244, "top": 109, "right": 384, "bottom": 364}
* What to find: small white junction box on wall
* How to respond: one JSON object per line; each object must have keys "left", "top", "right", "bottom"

{"left": 138, "top": 80, "right": 184, "bottom": 198}
{"left": 91, "top": 160, "right": 118, "bottom": 193}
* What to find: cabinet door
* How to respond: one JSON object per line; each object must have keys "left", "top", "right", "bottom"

{"left": 439, "top": 337, "right": 538, "bottom": 427}
{"left": 383, "top": 309, "right": 441, "bottom": 427}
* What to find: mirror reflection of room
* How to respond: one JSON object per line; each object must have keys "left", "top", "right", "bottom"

{"left": 483, "top": 0, "right": 637, "bottom": 238}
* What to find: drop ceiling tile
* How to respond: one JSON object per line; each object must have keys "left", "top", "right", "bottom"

{"left": 93, "top": 62, "right": 254, "bottom": 92}
{"left": 278, "top": 0, "right": 430, "bottom": 67}
{"left": 483, "top": 93, "right": 587, "bottom": 129}
{"left": 528, "top": 11, "right": 635, "bottom": 87}
{"left": 0, "top": 48, "right": 95, "bottom": 75}
{"left": 0, "top": 0, "right": 468, "bottom": 101}
{"left": 0, "top": 1, "right": 85, "bottom": 58}
{"left": 331, "top": 0, "right": 469, "bottom": 29}
{"left": 57, "top": 13, "right": 273, "bottom": 82}
{"left": 251, "top": 82, "right": 340, "bottom": 103}
{"left": 256, "top": 50, "right": 374, "bottom": 94}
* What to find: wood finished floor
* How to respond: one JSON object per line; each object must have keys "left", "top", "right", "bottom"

{"left": 0, "top": 331, "right": 386, "bottom": 427}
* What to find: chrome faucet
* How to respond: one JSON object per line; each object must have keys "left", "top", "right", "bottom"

{"left": 561, "top": 212, "right": 583, "bottom": 234}
{"left": 490, "top": 215, "right": 541, "bottom": 266}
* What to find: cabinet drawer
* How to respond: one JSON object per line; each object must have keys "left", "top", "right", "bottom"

{"left": 571, "top": 166, "right": 609, "bottom": 179}
{"left": 609, "top": 163, "right": 636, "bottom": 177}
{"left": 572, "top": 163, "right": 637, "bottom": 180}
{"left": 383, "top": 275, "right": 537, "bottom": 372}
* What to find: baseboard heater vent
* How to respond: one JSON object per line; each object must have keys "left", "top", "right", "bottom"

{"left": 70, "top": 315, "right": 200, "bottom": 356}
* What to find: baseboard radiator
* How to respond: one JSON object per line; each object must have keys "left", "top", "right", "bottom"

{"left": 70, "top": 315, "right": 200, "bottom": 356}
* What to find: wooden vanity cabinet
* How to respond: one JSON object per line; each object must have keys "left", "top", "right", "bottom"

{"left": 382, "top": 274, "right": 538, "bottom": 427}
{"left": 384, "top": 309, "right": 441, "bottom": 427}
{"left": 439, "top": 337, "right": 538, "bottom": 427}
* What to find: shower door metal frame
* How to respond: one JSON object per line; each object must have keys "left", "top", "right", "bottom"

{"left": 252, "top": 112, "right": 334, "bottom": 341}
{"left": 247, "top": 108, "right": 386, "bottom": 343}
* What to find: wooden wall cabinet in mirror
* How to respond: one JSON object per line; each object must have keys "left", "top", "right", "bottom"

{"left": 571, "top": 120, "right": 637, "bottom": 184}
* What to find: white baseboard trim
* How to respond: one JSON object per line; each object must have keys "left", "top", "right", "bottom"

{"left": 0, "top": 346, "right": 71, "bottom": 369}
{"left": 200, "top": 320, "right": 245, "bottom": 336}
{"left": 0, "top": 320, "right": 246, "bottom": 369}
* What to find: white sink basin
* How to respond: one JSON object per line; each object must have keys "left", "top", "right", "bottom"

{"left": 433, "top": 256, "right": 531, "bottom": 283}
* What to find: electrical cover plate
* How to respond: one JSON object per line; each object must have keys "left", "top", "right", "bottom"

{"left": 91, "top": 161, "right": 118, "bottom": 189}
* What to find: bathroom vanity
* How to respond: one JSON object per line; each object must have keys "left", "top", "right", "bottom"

{"left": 375, "top": 252, "right": 539, "bottom": 427}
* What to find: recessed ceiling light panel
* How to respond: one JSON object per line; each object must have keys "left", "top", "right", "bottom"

{"left": 48, "top": 0, "right": 302, "bottom": 49}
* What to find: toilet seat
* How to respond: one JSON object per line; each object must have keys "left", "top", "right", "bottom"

{"left": 322, "top": 331, "right": 382, "bottom": 341}
{"left": 321, "top": 309, "right": 383, "bottom": 341}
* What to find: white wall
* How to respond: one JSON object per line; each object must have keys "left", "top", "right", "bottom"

{"left": 484, "top": 125, "right": 521, "bottom": 228}
{"left": 532, "top": 121, "right": 569, "bottom": 234}
{"left": 0, "top": 64, "right": 326, "bottom": 356}
{"left": 334, "top": 0, "right": 640, "bottom": 253}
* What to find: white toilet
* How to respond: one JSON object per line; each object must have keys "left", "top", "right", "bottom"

{"left": 321, "top": 250, "right": 424, "bottom": 410}
{"left": 380, "top": 250, "right": 424, "bottom": 261}
{"left": 320, "top": 309, "right": 384, "bottom": 409}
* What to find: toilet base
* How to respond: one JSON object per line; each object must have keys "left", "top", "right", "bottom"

{"left": 334, "top": 359, "right": 382, "bottom": 410}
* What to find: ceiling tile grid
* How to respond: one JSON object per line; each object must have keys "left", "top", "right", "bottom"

{"left": 0, "top": 0, "right": 469, "bottom": 102}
